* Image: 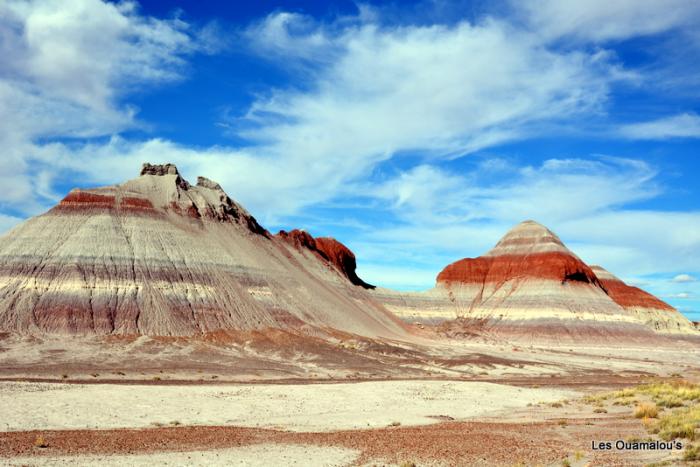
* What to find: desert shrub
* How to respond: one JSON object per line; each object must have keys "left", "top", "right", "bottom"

{"left": 634, "top": 402, "right": 659, "bottom": 419}
{"left": 638, "top": 381, "right": 700, "bottom": 404}
{"left": 656, "top": 396, "right": 684, "bottom": 408}
{"left": 583, "top": 393, "right": 610, "bottom": 404}
{"left": 684, "top": 444, "right": 700, "bottom": 461}
{"left": 593, "top": 408, "right": 607, "bottom": 413}
{"left": 614, "top": 388, "right": 637, "bottom": 398}
{"left": 653, "top": 405, "right": 699, "bottom": 440}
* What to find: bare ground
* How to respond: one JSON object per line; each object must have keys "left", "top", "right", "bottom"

{"left": 1, "top": 330, "right": 699, "bottom": 465}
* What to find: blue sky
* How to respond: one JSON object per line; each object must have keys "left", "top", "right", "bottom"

{"left": 0, "top": 0, "right": 699, "bottom": 321}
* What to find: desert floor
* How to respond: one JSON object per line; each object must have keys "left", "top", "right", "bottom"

{"left": 1, "top": 332, "right": 699, "bottom": 466}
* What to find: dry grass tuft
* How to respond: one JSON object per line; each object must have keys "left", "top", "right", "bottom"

{"left": 634, "top": 402, "right": 659, "bottom": 419}
{"left": 684, "top": 443, "right": 700, "bottom": 461}
{"left": 652, "top": 404, "right": 700, "bottom": 441}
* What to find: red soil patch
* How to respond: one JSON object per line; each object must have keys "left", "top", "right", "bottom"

{"left": 0, "top": 415, "right": 660, "bottom": 466}
{"left": 0, "top": 422, "right": 570, "bottom": 465}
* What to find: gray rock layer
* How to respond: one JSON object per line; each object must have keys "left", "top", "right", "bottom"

{"left": 0, "top": 165, "right": 406, "bottom": 337}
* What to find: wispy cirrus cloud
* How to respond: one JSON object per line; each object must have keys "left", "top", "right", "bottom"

{"left": 617, "top": 113, "right": 700, "bottom": 140}
{"left": 673, "top": 274, "right": 697, "bottom": 283}
{"left": 514, "top": 0, "right": 700, "bottom": 42}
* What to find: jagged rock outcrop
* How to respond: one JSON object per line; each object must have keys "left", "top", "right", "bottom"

{"left": 372, "top": 220, "right": 697, "bottom": 340}
{"left": 276, "top": 230, "right": 375, "bottom": 289}
{"left": 0, "top": 164, "right": 403, "bottom": 337}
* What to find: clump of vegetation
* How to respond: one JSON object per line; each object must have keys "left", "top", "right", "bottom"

{"left": 90, "top": 373, "right": 99, "bottom": 378}
{"left": 651, "top": 404, "right": 699, "bottom": 440}
{"left": 399, "top": 462, "right": 416, "bottom": 467}
{"left": 613, "top": 396, "right": 638, "bottom": 407}
{"left": 560, "top": 458, "right": 571, "bottom": 467}
{"left": 656, "top": 396, "right": 684, "bottom": 408}
{"left": 684, "top": 443, "right": 700, "bottom": 461}
{"left": 614, "top": 388, "right": 637, "bottom": 398}
{"left": 634, "top": 402, "right": 659, "bottom": 419}
{"left": 638, "top": 380, "right": 700, "bottom": 404}
{"left": 593, "top": 407, "right": 608, "bottom": 413}
{"left": 169, "top": 420, "right": 182, "bottom": 426}
{"left": 33, "top": 435, "right": 48, "bottom": 448}
{"left": 389, "top": 421, "right": 401, "bottom": 427}
{"left": 550, "top": 402, "right": 563, "bottom": 408}
{"left": 61, "top": 374, "right": 68, "bottom": 379}
{"left": 152, "top": 376, "right": 161, "bottom": 381}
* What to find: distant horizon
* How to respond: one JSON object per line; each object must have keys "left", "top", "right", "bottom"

{"left": 0, "top": 0, "right": 698, "bottom": 319}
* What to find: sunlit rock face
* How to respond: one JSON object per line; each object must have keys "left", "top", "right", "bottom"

{"left": 591, "top": 266, "right": 696, "bottom": 334}
{"left": 373, "top": 221, "right": 697, "bottom": 341}
{"left": 276, "top": 230, "right": 374, "bottom": 289}
{"left": 0, "top": 164, "right": 404, "bottom": 338}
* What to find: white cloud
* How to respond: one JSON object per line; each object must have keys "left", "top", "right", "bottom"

{"left": 244, "top": 12, "right": 336, "bottom": 63}
{"left": 5, "top": 7, "right": 624, "bottom": 223}
{"left": 673, "top": 274, "right": 697, "bottom": 283}
{"left": 665, "top": 292, "right": 691, "bottom": 299}
{"left": 214, "top": 11, "right": 619, "bottom": 219}
{"left": 0, "top": 0, "right": 213, "bottom": 214}
{"left": 516, "top": 0, "right": 700, "bottom": 42}
{"left": 366, "top": 157, "right": 658, "bottom": 228}
{"left": 618, "top": 113, "right": 700, "bottom": 140}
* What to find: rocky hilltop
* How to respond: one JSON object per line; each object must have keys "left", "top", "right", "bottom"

{"left": 373, "top": 220, "right": 696, "bottom": 341}
{"left": 277, "top": 229, "right": 375, "bottom": 289}
{"left": 0, "top": 164, "right": 402, "bottom": 337}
